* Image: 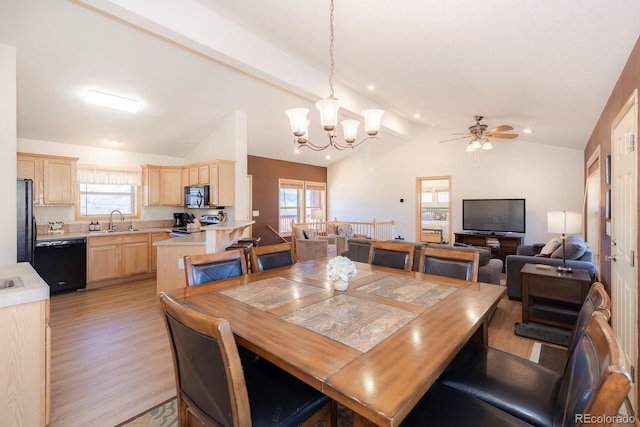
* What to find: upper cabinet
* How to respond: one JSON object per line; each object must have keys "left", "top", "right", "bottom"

{"left": 17, "top": 153, "right": 78, "bottom": 206}
{"left": 143, "top": 160, "right": 234, "bottom": 207}
{"left": 142, "top": 165, "right": 183, "bottom": 207}
{"left": 209, "top": 160, "right": 235, "bottom": 207}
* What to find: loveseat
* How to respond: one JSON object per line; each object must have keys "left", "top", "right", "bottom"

{"left": 505, "top": 237, "right": 598, "bottom": 300}
{"left": 342, "top": 238, "right": 503, "bottom": 285}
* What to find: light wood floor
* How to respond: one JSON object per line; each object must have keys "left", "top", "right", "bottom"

{"left": 49, "top": 279, "right": 535, "bottom": 427}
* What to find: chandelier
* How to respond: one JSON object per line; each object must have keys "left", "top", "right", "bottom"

{"left": 285, "top": 0, "right": 384, "bottom": 151}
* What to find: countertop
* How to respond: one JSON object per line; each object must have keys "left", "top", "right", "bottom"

{"left": 36, "top": 227, "right": 173, "bottom": 242}
{"left": 0, "top": 262, "right": 49, "bottom": 309}
{"left": 154, "top": 220, "right": 255, "bottom": 247}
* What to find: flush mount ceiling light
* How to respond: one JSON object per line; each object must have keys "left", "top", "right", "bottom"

{"left": 85, "top": 90, "right": 141, "bottom": 113}
{"left": 285, "top": 0, "right": 384, "bottom": 151}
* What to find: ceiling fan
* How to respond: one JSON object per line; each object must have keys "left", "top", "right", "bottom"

{"left": 439, "top": 115, "right": 518, "bottom": 151}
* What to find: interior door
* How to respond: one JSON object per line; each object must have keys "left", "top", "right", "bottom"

{"left": 611, "top": 90, "right": 638, "bottom": 410}
{"left": 416, "top": 177, "right": 451, "bottom": 244}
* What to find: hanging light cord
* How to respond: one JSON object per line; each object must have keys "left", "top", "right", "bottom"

{"left": 328, "top": 0, "right": 335, "bottom": 99}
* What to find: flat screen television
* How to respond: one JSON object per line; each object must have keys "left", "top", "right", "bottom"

{"left": 462, "top": 198, "right": 526, "bottom": 234}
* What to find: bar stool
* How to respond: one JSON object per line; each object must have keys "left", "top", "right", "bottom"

{"left": 238, "top": 237, "right": 261, "bottom": 247}
{"left": 226, "top": 241, "right": 253, "bottom": 271}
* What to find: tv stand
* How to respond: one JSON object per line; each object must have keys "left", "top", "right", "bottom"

{"left": 454, "top": 232, "right": 523, "bottom": 272}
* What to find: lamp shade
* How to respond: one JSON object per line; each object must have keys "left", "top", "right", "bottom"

{"left": 341, "top": 119, "right": 360, "bottom": 143}
{"left": 315, "top": 98, "right": 341, "bottom": 131}
{"left": 548, "top": 211, "right": 582, "bottom": 234}
{"left": 311, "top": 208, "right": 323, "bottom": 220}
{"left": 362, "top": 109, "right": 384, "bottom": 135}
{"left": 285, "top": 108, "right": 309, "bottom": 137}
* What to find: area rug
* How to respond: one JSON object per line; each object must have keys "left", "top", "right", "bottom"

{"left": 529, "top": 342, "right": 568, "bottom": 373}
{"left": 515, "top": 322, "right": 571, "bottom": 346}
{"left": 120, "top": 398, "right": 354, "bottom": 426}
{"left": 119, "top": 399, "right": 177, "bottom": 427}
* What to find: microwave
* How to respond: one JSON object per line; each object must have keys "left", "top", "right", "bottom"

{"left": 184, "top": 185, "right": 210, "bottom": 208}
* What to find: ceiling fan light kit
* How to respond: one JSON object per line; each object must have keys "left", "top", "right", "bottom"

{"left": 441, "top": 115, "right": 518, "bottom": 151}
{"left": 285, "top": 0, "right": 384, "bottom": 152}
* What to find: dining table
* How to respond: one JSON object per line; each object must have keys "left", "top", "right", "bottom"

{"left": 167, "top": 258, "right": 506, "bottom": 427}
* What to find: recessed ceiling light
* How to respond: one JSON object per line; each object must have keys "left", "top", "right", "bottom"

{"left": 414, "top": 113, "right": 421, "bottom": 119}
{"left": 85, "top": 90, "right": 141, "bottom": 113}
{"left": 367, "top": 84, "right": 376, "bottom": 91}
{"left": 325, "top": 155, "right": 331, "bottom": 160}
{"left": 523, "top": 129, "right": 533, "bottom": 134}
{"left": 106, "top": 139, "right": 121, "bottom": 146}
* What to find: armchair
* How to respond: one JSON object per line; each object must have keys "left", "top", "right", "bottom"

{"left": 292, "top": 224, "right": 346, "bottom": 262}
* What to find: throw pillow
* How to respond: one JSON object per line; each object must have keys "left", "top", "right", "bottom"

{"left": 551, "top": 238, "right": 587, "bottom": 260}
{"left": 539, "top": 238, "right": 561, "bottom": 256}
{"left": 337, "top": 224, "right": 355, "bottom": 239}
{"left": 303, "top": 229, "right": 319, "bottom": 240}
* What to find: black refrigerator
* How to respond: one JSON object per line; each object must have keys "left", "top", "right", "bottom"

{"left": 17, "top": 178, "right": 36, "bottom": 264}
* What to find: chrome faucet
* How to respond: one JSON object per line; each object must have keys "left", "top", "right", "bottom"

{"left": 109, "top": 209, "right": 125, "bottom": 231}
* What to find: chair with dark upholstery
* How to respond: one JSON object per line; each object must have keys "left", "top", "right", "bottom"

{"left": 437, "top": 283, "right": 618, "bottom": 427}
{"left": 401, "top": 310, "right": 631, "bottom": 427}
{"left": 184, "top": 249, "right": 247, "bottom": 286}
{"left": 367, "top": 241, "right": 415, "bottom": 271}
{"left": 159, "top": 293, "right": 333, "bottom": 427}
{"left": 250, "top": 243, "right": 295, "bottom": 272}
{"left": 418, "top": 246, "right": 480, "bottom": 281}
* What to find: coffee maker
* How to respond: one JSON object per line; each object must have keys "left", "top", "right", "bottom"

{"left": 173, "top": 212, "right": 191, "bottom": 228}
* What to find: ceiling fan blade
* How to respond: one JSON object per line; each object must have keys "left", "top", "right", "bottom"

{"left": 485, "top": 125, "right": 513, "bottom": 133}
{"left": 487, "top": 133, "right": 518, "bottom": 139}
{"left": 438, "top": 135, "right": 470, "bottom": 143}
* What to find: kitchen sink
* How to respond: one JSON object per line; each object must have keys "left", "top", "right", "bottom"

{"left": 0, "top": 277, "right": 24, "bottom": 289}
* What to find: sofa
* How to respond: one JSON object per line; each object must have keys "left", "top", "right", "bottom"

{"left": 505, "top": 237, "right": 598, "bottom": 300}
{"left": 341, "top": 238, "right": 504, "bottom": 285}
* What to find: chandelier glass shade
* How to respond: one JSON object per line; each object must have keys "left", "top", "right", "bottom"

{"left": 465, "top": 136, "right": 493, "bottom": 152}
{"left": 285, "top": 0, "right": 384, "bottom": 151}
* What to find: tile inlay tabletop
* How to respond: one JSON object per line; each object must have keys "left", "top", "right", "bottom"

{"left": 357, "top": 276, "right": 456, "bottom": 307}
{"left": 282, "top": 293, "right": 417, "bottom": 352}
{"left": 220, "top": 277, "right": 325, "bottom": 311}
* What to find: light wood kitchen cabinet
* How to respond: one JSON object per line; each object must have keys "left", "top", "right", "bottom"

{"left": 0, "top": 299, "right": 50, "bottom": 426}
{"left": 142, "top": 165, "right": 183, "bottom": 206}
{"left": 150, "top": 232, "right": 171, "bottom": 272}
{"left": 160, "top": 167, "right": 183, "bottom": 205}
{"left": 209, "top": 160, "right": 235, "bottom": 206}
{"left": 88, "top": 234, "right": 151, "bottom": 283}
{"left": 185, "top": 163, "right": 211, "bottom": 186}
{"left": 17, "top": 152, "right": 78, "bottom": 206}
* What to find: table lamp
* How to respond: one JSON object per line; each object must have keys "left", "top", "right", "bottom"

{"left": 547, "top": 211, "right": 583, "bottom": 273}
{"left": 311, "top": 208, "right": 324, "bottom": 222}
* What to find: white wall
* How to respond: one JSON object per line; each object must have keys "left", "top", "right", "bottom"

{"left": 328, "top": 126, "right": 585, "bottom": 244}
{"left": 0, "top": 44, "right": 17, "bottom": 264}
{"left": 184, "top": 110, "right": 249, "bottom": 221}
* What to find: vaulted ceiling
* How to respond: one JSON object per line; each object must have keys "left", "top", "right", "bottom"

{"left": 2, "top": 0, "right": 640, "bottom": 166}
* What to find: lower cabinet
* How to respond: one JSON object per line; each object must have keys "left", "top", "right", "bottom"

{"left": 150, "top": 232, "right": 171, "bottom": 272}
{"left": 88, "top": 234, "right": 151, "bottom": 283}
{"left": 0, "top": 298, "right": 50, "bottom": 426}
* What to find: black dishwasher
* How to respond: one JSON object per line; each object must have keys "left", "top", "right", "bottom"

{"left": 34, "top": 237, "right": 87, "bottom": 294}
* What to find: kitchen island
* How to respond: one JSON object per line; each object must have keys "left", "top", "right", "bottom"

{"left": 0, "top": 262, "right": 50, "bottom": 426}
{"left": 155, "top": 220, "right": 255, "bottom": 293}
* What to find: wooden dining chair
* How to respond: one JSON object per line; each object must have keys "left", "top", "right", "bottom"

{"left": 400, "top": 310, "right": 631, "bottom": 426}
{"left": 249, "top": 243, "right": 295, "bottom": 272}
{"left": 418, "top": 246, "right": 480, "bottom": 281}
{"left": 159, "top": 293, "right": 333, "bottom": 427}
{"left": 184, "top": 249, "right": 247, "bottom": 286}
{"left": 367, "top": 241, "right": 415, "bottom": 271}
